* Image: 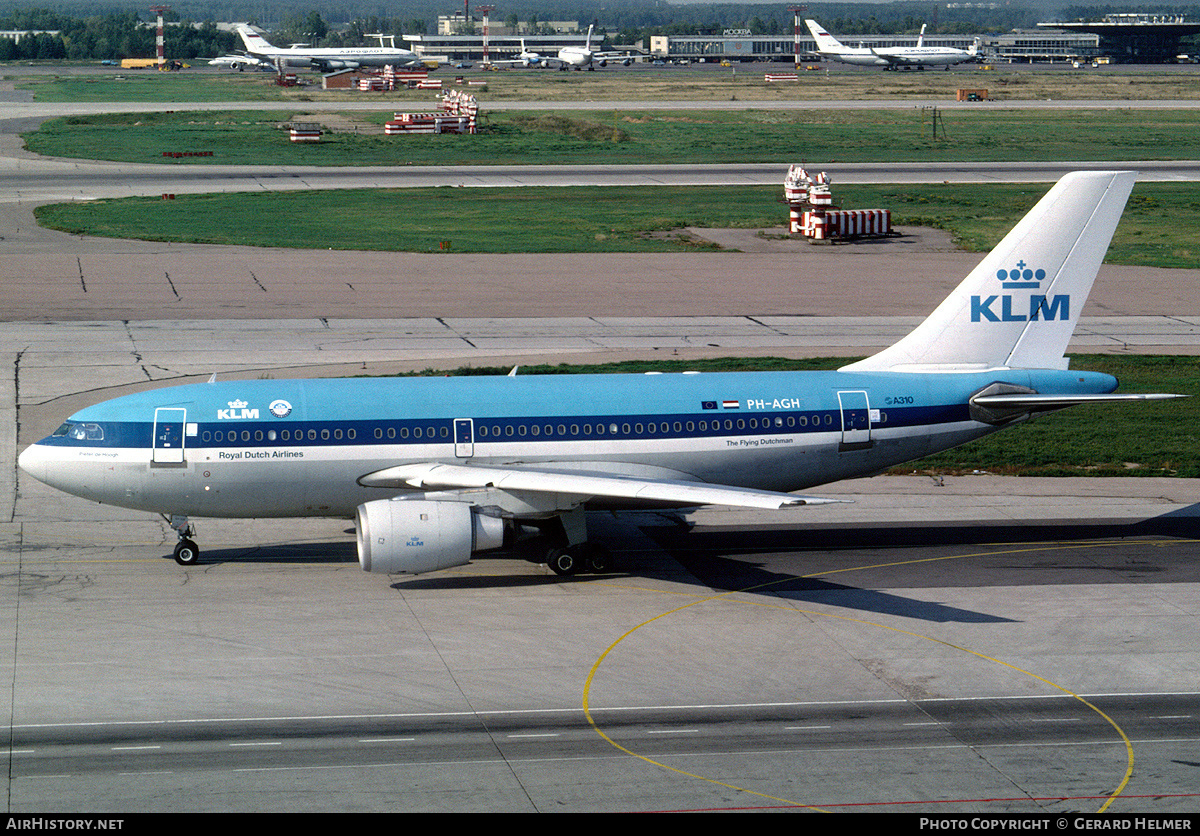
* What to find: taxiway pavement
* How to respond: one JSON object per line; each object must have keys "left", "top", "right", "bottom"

{"left": 1, "top": 94, "right": 1198, "bottom": 814}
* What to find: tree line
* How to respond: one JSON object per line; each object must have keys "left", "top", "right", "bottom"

{"left": 0, "top": 10, "right": 236, "bottom": 60}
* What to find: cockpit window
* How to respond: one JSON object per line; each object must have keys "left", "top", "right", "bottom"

{"left": 51, "top": 422, "right": 104, "bottom": 441}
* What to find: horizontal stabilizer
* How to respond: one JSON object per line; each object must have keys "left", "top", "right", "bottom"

{"left": 359, "top": 462, "right": 847, "bottom": 511}
{"left": 972, "top": 393, "right": 1183, "bottom": 408}
{"left": 969, "top": 391, "right": 1183, "bottom": 425}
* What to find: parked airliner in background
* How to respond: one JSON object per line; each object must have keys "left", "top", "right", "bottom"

{"left": 234, "top": 23, "right": 422, "bottom": 71}
{"left": 806, "top": 19, "right": 979, "bottom": 69}
{"left": 492, "top": 39, "right": 550, "bottom": 68}
{"left": 19, "top": 172, "right": 1179, "bottom": 579}
{"left": 552, "top": 25, "right": 633, "bottom": 70}
{"left": 208, "top": 54, "right": 273, "bottom": 71}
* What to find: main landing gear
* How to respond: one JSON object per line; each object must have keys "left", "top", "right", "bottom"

{"left": 537, "top": 506, "right": 613, "bottom": 576}
{"left": 546, "top": 542, "right": 611, "bottom": 576}
{"left": 165, "top": 514, "right": 200, "bottom": 565}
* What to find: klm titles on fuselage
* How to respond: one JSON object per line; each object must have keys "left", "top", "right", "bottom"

{"left": 215, "top": 399, "right": 292, "bottom": 420}
{"left": 971, "top": 264, "right": 1068, "bottom": 323}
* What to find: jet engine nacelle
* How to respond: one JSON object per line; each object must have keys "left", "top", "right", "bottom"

{"left": 356, "top": 498, "right": 505, "bottom": 574}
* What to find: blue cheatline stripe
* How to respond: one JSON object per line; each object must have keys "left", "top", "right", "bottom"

{"left": 38, "top": 403, "right": 973, "bottom": 451}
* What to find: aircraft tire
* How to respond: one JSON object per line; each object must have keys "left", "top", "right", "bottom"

{"left": 584, "top": 543, "right": 611, "bottom": 573}
{"left": 547, "top": 547, "right": 579, "bottom": 576}
{"left": 174, "top": 539, "right": 200, "bottom": 566}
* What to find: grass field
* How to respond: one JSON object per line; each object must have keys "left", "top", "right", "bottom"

{"left": 12, "top": 64, "right": 1200, "bottom": 103}
{"left": 410, "top": 354, "right": 1198, "bottom": 478}
{"left": 32, "top": 182, "right": 1200, "bottom": 268}
{"left": 22, "top": 107, "right": 1200, "bottom": 167}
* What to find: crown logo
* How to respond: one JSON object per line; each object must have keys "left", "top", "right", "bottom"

{"left": 227, "top": 399, "right": 249, "bottom": 409}
{"left": 997, "top": 261, "right": 1045, "bottom": 289}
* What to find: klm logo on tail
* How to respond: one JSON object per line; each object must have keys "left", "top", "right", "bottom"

{"left": 971, "top": 261, "right": 1068, "bottom": 323}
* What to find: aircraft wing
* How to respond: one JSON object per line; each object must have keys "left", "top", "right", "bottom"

{"left": 358, "top": 462, "right": 846, "bottom": 511}
{"left": 870, "top": 48, "right": 914, "bottom": 66}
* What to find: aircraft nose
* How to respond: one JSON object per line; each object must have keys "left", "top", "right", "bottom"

{"left": 17, "top": 443, "right": 48, "bottom": 483}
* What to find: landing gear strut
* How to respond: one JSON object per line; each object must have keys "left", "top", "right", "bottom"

{"left": 165, "top": 514, "right": 200, "bottom": 565}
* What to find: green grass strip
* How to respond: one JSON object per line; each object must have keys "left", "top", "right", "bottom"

{"left": 22, "top": 108, "right": 1200, "bottom": 167}
{"left": 32, "top": 182, "right": 1200, "bottom": 268}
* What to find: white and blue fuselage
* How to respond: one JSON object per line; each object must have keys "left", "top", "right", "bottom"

{"left": 18, "top": 171, "right": 1177, "bottom": 576}
{"left": 23, "top": 367, "right": 1116, "bottom": 520}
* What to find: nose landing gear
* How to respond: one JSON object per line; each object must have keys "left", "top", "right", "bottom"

{"left": 165, "top": 514, "right": 200, "bottom": 565}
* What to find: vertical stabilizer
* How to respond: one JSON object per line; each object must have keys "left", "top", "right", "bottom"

{"left": 842, "top": 171, "right": 1136, "bottom": 372}
{"left": 236, "top": 24, "right": 275, "bottom": 54}
{"left": 805, "top": 20, "right": 848, "bottom": 54}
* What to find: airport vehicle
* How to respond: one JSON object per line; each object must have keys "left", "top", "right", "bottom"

{"left": 18, "top": 172, "right": 1177, "bottom": 577}
{"left": 805, "top": 19, "right": 978, "bottom": 69}
{"left": 551, "top": 25, "right": 633, "bottom": 70}
{"left": 234, "top": 23, "right": 422, "bottom": 71}
{"left": 208, "top": 54, "right": 273, "bottom": 71}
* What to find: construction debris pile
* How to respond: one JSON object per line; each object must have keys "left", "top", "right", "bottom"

{"left": 784, "top": 164, "right": 893, "bottom": 242}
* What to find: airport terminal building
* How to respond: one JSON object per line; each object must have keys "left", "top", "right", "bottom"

{"left": 404, "top": 14, "right": 1195, "bottom": 65}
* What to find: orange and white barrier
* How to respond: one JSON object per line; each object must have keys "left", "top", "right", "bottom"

{"left": 289, "top": 126, "right": 322, "bottom": 142}
{"left": 387, "top": 91, "right": 478, "bottom": 136}
{"left": 785, "top": 163, "right": 892, "bottom": 240}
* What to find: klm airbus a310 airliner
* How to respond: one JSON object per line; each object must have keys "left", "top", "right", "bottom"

{"left": 18, "top": 171, "right": 1179, "bottom": 577}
